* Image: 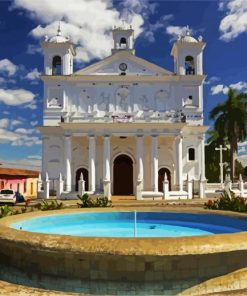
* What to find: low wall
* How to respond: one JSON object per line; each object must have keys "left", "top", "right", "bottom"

{"left": 1, "top": 208, "right": 247, "bottom": 294}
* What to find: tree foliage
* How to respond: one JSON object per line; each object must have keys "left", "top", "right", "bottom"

{"left": 209, "top": 88, "right": 247, "bottom": 180}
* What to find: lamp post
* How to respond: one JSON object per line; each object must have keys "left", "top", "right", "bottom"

{"left": 215, "top": 145, "right": 227, "bottom": 187}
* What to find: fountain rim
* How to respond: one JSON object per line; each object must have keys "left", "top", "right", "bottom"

{"left": 1, "top": 207, "right": 247, "bottom": 256}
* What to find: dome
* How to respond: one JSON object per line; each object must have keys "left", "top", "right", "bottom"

{"left": 47, "top": 24, "right": 70, "bottom": 43}
{"left": 181, "top": 30, "right": 198, "bottom": 43}
{"left": 49, "top": 35, "right": 69, "bottom": 43}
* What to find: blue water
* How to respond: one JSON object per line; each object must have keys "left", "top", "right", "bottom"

{"left": 11, "top": 212, "right": 247, "bottom": 238}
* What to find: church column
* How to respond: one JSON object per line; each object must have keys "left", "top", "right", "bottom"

{"left": 151, "top": 135, "right": 158, "bottom": 192}
{"left": 103, "top": 135, "right": 111, "bottom": 199}
{"left": 64, "top": 135, "right": 72, "bottom": 192}
{"left": 89, "top": 135, "right": 96, "bottom": 192}
{"left": 176, "top": 135, "right": 183, "bottom": 191}
{"left": 136, "top": 135, "right": 144, "bottom": 199}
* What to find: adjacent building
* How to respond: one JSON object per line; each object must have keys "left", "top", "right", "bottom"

{"left": 0, "top": 168, "right": 39, "bottom": 197}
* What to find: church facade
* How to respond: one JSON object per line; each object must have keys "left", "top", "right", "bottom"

{"left": 39, "top": 24, "right": 208, "bottom": 199}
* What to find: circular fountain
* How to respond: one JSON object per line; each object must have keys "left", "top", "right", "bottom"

{"left": 1, "top": 208, "right": 247, "bottom": 295}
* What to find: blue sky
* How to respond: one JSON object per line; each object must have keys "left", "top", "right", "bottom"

{"left": 0, "top": 0, "right": 247, "bottom": 170}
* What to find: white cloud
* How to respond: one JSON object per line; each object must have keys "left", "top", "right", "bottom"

{"left": 211, "top": 81, "right": 247, "bottom": 95}
{"left": 0, "top": 156, "right": 41, "bottom": 170}
{"left": 0, "top": 77, "right": 6, "bottom": 85}
{"left": 30, "top": 120, "right": 38, "bottom": 126}
{"left": 219, "top": 0, "right": 247, "bottom": 41}
{"left": 0, "top": 125, "right": 41, "bottom": 147}
{"left": 211, "top": 84, "right": 229, "bottom": 95}
{"left": 0, "top": 119, "right": 9, "bottom": 129}
{"left": 10, "top": 119, "right": 25, "bottom": 129}
{"left": 204, "top": 76, "right": 221, "bottom": 85}
{"left": 13, "top": 0, "right": 145, "bottom": 63}
{"left": 23, "top": 100, "right": 38, "bottom": 110}
{"left": 165, "top": 25, "right": 193, "bottom": 42}
{"left": 0, "top": 59, "right": 17, "bottom": 76}
{"left": 25, "top": 68, "right": 41, "bottom": 80}
{"left": 26, "top": 44, "right": 42, "bottom": 55}
{"left": 0, "top": 88, "right": 35, "bottom": 106}
{"left": 15, "top": 128, "right": 34, "bottom": 134}
{"left": 229, "top": 81, "right": 247, "bottom": 92}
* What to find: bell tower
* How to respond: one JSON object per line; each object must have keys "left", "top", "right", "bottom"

{"left": 171, "top": 29, "right": 205, "bottom": 76}
{"left": 112, "top": 21, "right": 135, "bottom": 55}
{"left": 41, "top": 23, "right": 76, "bottom": 75}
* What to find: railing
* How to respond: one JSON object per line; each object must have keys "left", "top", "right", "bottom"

{"left": 69, "top": 110, "right": 203, "bottom": 124}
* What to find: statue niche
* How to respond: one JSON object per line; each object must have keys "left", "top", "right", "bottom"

{"left": 138, "top": 94, "right": 149, "bottom": 111}
{"left": 48, "top": 97, "right": 62, "bottom": 108}
{"left": 116, "top": 86, "right": 130, "bottom": 113}
{"left": 155, "top": 89, "right": 169, "bottom": 112}
{"left": 79, "top": 90, "right": 92, "bottom": 113}
{"left": 98, "top": 92, "right": 110, "bottom": 112}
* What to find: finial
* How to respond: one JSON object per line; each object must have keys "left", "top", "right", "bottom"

{"left": 186, "top": 25, "right": 190, "bottom": 36}
{"left": 57, "top": 21, "right": 61, "bottom": 36}
{"left": 80, "top": 172, "right": 84, "bottom": 181}
{"left": 164, "top": 173, "right": 168, "bottom": 181}
{"left": 59, "top": 173, "right": 63, "bottom": 181}
{"left": 198, "top": 35, "right": 203, "bottom": 42}
{"left": 45, "top": 172, "right": 49, "bottom": 181}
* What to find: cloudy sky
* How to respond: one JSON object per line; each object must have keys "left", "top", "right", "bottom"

{"left": 0, "top": 0, "right": 247, "bottom": 170}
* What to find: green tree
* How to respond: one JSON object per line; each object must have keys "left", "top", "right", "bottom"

{"left": 209, "top": 88, "right": 247, "bottom": 180}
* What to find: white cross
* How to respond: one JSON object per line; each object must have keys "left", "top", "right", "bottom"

{"left": 215, "top": 145, "right": 227, "bottom": 186}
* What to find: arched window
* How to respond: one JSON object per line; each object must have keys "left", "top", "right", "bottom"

{"left": 52, "top": 56, "right": 62, "bottom": 75}
{"left": 185, "top": 56, "right": 195, "bottom": 75}
{"left": 188, "top": 148, "right": 195, "bottom": 161}
{"left": 120, "top": 37, "right": 127, "bottom": 48}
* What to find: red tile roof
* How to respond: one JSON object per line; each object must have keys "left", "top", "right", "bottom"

{"left": 0, "top": 168, "right": 39, "bottom": 177}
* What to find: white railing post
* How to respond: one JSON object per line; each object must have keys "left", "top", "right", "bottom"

{"left": 56, "top": 173, "right": 64, "bottom": 199}
{"left": 187, "top": 174, "right": 193, "bottom": 199}
{"left": 78, "top": 172, "right": 85, "bottom": 196}
{"left": 239, "top": 174, "right": 244, "bottom": 197}
{"left": 199, "top": 174, "right": 207, "bottom": 199}
{"left": 44, "top": 172, "right": 50, "bottom": 199}
{"left": 163, "top": 173, "right": 170, "bottom": 200}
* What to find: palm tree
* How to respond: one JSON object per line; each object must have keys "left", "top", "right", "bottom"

{"left": 209, "top": 88, "right": 247, "bottom": 180}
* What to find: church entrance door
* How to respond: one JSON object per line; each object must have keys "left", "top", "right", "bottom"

{"left": 75, "top": 168, "right": 89, "bottom": 192}
{"left": 158, "top": 168, "right": 171, "bottom": 191}
{"left": 113, "top": 155, "right": 133, "bottom": 195}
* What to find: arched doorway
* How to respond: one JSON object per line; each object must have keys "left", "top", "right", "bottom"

{"left": 113, "top": 154, "right": 133, "bottom": 195}
{"left": 75, "top": 168, "right": 89, "bottom": 191}
{"left": 158, "top": 168, "right": 171, "bottom": 191}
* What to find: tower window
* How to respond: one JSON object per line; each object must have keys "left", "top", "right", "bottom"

{"left": 188, "top": 148, "right": 195, "bottom": 161}
{"left": 52, "top": 56, "right": 62, "bottom": 75}
{"left": 185, "top": 56, "right": 195, "bottom": 75}
{"left": 120, "top": 37, "right": 127, "bottom": 48}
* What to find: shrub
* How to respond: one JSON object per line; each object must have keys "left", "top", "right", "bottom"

{"left": 77, "top": 194, "right": 112, "bottom": 208}
{"left": 204, "top": 190, "right": 247, "bottom": 212}
{"left": 36, "top": 200, "right": 64, "bottom": 211}
{"left": 0, "top": 205, "right": 14, "bottom": 218}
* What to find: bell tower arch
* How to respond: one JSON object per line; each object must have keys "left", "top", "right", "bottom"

{"left": 41, "top": 23, "right": 76, "bottom": 75}
{"left": 112, "top": 21, "right": 135, "bottom": 55}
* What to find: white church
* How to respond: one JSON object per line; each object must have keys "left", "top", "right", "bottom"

{"left": 38, "top": 23, "right": 208, "bottom": 200}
